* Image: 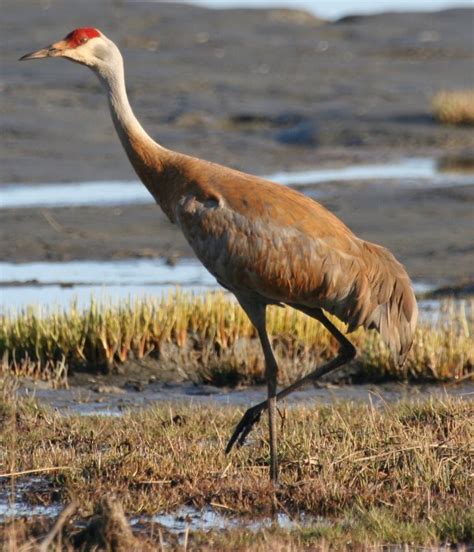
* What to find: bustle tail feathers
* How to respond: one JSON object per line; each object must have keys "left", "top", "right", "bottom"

{"left": 347, "top": 242, "right": 418, "bottom": 367}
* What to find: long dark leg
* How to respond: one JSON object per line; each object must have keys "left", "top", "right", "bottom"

{"left": 259, "top": 321, "right": 279, "bottom": 482}
{"left": 234, "top": 297, "right": 279, "bottom": 482}
{"left": 226, "top": 307, "right": 356, "bottom": 453}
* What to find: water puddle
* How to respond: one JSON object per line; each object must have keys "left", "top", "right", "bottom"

{"left": 2, "top": 158, "right": 472, "bottom": 209}
{"left": 273, "top": 157, "right": 473, "bottom": 188}
{"left": 0, "top": 483, "right": 318, "bottom": 538}
{"left": 0, "top": 258, "right": 216, "bottom": 287}
{"left": 0, "top": 260, "right": 431, "bottom": 292}
{"left": 0, "top": 477, "right": 62, "bottom": 521}
{"left": 19, "top": 381, "right": 474, "bottom": 418}
{"left": 133, "top": 505, "right": 320, "bottom": 539}
{"left": 0, "top": 258, "right": 217, "bottom": 311}
{"left": 0, "top": 501, "right": 61, "bottom": 520}
{"left": 0, "top": 180, "right": 149, "bottom": 209}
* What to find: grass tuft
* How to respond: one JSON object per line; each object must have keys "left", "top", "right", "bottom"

{"left": 1, "top": 292, "right": 472, "bottom": 384}
{"left": 432, "top": 89, "right": 474, "bottom": 125}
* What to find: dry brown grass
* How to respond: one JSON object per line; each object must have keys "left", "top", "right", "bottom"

{"left": 432, "top": 89, "right": 474, "bottom": 125}
{"left": 1, "top": 389, "right": 473, "bottom": 549}
{"left": 1, "top": 292, "right": 473, "bottom": 384}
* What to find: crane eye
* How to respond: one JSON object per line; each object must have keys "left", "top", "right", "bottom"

{"left": 80, "top": 37, "right": 89, "bottom": 44}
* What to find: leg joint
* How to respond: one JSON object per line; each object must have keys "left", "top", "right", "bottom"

{"left": 341, "top": 341, "right": 357, "bottom": 361}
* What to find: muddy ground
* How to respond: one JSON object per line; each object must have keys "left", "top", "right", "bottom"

{"left": 17, "top": 375, "right": 474, "bottom": 416}
{"left": 2, "top": 2, "right": 474, "bottom": 182}
{"left": 1, "top": 2, "right": 474, "bottom": 284}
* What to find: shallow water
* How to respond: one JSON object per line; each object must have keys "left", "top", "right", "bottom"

{"left": 0, "top": 284, "right": 218, "bottom": 312}
{"left": 0, "top": 258, "right": 217, "bottom": 311}
{"left": 19, "top": 381, "right": 474, "bottom": 418}
{"left": 0, "top": 258, "right": 215, "bottom": 287}
{"left": 0, "top": 480, "right": 317, "bottom": 534}
{"left": 0, "top": 257, "right": 464, "bottom": 325}
{"left": 0, "top": 180, "right": 149, "bottom": 210}
{"left": 1, "top": 158, "right": 473, "bottom": 210}
{"left": 135, "top": 505, "right": 322, "bottom": 541}
{"left": 0, "top": 477, "right": 62, "bottom": 521}
{"left": 272, "top": 158, "right": 473, "bottom": 188}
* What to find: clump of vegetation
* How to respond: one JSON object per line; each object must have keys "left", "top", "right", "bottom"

{"left": 437, "top": 153, "right": 474, "bottom": 174}
{"left": 1, "top": 395, "right": 473, "bottom": 549}
{"left": 0, "top": 292, "right": 472, "bottom": 384}
{"left": 432, "top": 89, "right": 474, "bottom": 125}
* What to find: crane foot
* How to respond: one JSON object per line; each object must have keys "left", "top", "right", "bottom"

{"left": 225, "top": 404, "right": 263, "bottom": 453}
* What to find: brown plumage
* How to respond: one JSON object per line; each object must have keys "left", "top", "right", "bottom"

{"left": 172, "top": 158, "right": 417, "bottom": 366}
{"left": 20, "top": 28, "right": 418, "bottom": 482}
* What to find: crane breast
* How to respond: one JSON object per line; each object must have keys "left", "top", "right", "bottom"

{"left": 176, "top": 194, "right": 364, "bottom": 304}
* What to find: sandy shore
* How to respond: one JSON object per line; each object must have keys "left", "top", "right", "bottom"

{"left": 1, "top": 2, "right": 474, "bottom": 284}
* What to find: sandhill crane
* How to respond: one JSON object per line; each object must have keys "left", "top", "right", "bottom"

{"left": 21, "top": 28, "right": 418, "bottom": 483}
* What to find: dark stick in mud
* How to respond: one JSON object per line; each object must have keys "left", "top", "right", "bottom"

{"left": 38, "top": 501, "right": 78, "bottom": 552}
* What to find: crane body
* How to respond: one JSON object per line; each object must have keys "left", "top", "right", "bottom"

{"left": 20, "top": 28, "right": 418, "bottom": 482}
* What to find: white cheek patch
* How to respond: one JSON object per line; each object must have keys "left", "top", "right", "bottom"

{"left": 64, "top": 39, "right": 105, "bottom": 66}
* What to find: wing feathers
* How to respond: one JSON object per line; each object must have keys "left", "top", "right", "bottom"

{"left": 176, "top": 194, "right": 417, "bottom": 367}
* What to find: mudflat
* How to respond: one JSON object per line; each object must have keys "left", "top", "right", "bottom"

{"left": 2, "top": 181, "right": 474, "bottom": 284}
{"left": 1, "top": 2, "right": 473, "bottom": 284}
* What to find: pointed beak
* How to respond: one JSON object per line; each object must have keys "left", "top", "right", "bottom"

{"left": 19, "top": 40, "right": 67, "bottom": 61}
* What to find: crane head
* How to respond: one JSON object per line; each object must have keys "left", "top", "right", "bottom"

{"left": 19, "top": 28, "right": 113, "bottom": 68}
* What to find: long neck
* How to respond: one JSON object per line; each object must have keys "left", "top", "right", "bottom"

{"left": 95, "top": 56, "right": 167, "bottom": 200}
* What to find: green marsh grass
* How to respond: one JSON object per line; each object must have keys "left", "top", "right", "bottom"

{"left": 1, "top": 393, "right": 473, "bottom": 549}
{"left": 1, "top": 292, "right": 472, "bottom": 384}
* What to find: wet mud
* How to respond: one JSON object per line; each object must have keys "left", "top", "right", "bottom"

{"left": 18, "top": 377, "right": 474, "bottom": 417}
{"left": 2, "top": 3, "right": 473, "bottom": 184}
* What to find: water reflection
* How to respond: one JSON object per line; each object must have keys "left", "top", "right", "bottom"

{"left": 0, "top": 477, "right": 62, "bottom": 521}
{"left": 2, "top": 158, "right": 472, "bottom": 210}
{"left": 0, "top": 259, "right": 217, "bottom": 311}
